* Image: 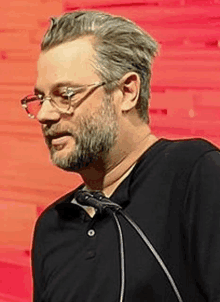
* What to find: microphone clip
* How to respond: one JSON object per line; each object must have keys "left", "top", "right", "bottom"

{"left": 75, "top": 190, "right": 122, "bottom": 214}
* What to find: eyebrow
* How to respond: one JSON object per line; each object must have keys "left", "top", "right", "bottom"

{"left": 34, "top": 81, "right": 84, "bottom": 95}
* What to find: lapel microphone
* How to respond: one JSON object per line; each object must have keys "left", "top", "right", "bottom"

{"left": 75, "top": 190, "right": 122, "bottom": 214}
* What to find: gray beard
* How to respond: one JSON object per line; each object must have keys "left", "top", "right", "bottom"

{"left": 44, "top": 97, "right": 118, "bottom": 172}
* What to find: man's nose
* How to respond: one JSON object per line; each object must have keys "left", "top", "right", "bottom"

{"left": 37, "top": 99, "right": 61, "bottom": 124}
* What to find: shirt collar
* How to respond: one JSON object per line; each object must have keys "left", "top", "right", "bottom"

{"left": 108, "top": 138, "right": 169, "bottom": 208}
{"left": 54, "top": 138, "right": 169, "bottom": 219}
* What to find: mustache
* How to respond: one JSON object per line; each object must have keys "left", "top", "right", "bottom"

{"left": 42, "top": 124, "right": 74, "bottom": 140}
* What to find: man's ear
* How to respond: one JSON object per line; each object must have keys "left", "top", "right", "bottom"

{"left": 119, "top": 72, "right": 141, "bottom": 112}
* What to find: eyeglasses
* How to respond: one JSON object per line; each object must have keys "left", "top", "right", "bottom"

{"left": 21, "top": 81, "right": 106, "bottom": 119}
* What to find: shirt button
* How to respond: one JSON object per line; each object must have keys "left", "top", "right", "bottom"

{"left": 87, "top": 229, "right": 95, "bottom": 237}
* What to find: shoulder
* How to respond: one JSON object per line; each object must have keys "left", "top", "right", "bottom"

{"left": 186, "top": 149, "right": 220, "bottom": 190}
{"left": 162, "top": 138, "right": 219, "bottom": 169}
{"left": 164, "top": 137, "right": 218, "bottom": 156}
{"left": 183, "top": 148, "right": 220, "bottom": 300}
{"left": 149, "top": 138, "right": 220, "bottom": 192}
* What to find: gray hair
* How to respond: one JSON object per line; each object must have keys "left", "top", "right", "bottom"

{"left": 41, "top": 11, "right": 158, "bottom": 123}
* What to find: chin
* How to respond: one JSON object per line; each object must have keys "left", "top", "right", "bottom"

{"left": 49, "top": 148, "right": 79, "bottom": 172}
{"left": 51, "top": 149, "right": 97, "bottom": 172}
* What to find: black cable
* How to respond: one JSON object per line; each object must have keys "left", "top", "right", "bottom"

{"left": 75, "top": 190, "right": 184, "bottom": 302}
{"left": 118, "top": 210, "right": 184, "bottom": 302}
{"left": 112, "top": 212, "right": 125, "bottom": 302}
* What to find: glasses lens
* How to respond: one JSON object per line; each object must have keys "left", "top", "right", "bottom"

{"left": 25, "top": 96, "right": 42, "bottom": 118}
{"left": 52, "top": 96, "right": 70, "bottom": 110}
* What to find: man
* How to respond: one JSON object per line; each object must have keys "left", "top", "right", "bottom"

{"left": 21, "top": 11, "right": 220, "bottom": 302}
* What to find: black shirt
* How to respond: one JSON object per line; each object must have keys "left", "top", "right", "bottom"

{"left": 32, "top": 138, "right": 220, "bottom": 302}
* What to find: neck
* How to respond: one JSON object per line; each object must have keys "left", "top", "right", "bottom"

{"left": 79, "top": 130, "right": 158, "bottom": 197}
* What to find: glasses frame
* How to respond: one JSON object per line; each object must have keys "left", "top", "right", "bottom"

{"left": 21, "top": 81, "right": 106, "bottom": 119}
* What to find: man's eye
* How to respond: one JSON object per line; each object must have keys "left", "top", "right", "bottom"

{"left": 60, "top": 92, "right": 76, "bottom": 102}
{"left": 61, "top": 93, "right": 69, "bottom": 100}
{"left": 53, "top": 89, "right": 76, "bottom": 98}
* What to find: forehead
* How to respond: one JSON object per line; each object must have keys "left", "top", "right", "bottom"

{"left": 36, "top": 36, "right": 99, "bottom": 90}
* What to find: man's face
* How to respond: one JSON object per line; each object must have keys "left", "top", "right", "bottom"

{"left": 36, "top": 37, "right": 119, "bottom": 171}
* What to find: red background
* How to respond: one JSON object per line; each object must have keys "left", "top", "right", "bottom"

{"left": 0, "top": 0, "right": 220, "bottom": 300}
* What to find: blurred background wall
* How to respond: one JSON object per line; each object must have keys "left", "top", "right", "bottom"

{"left": 0, "top": 0, "right": 220, "bottom": 301}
